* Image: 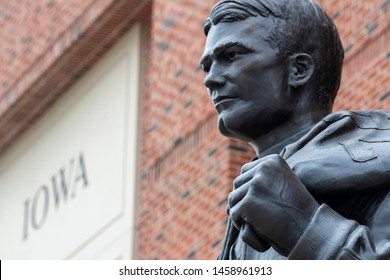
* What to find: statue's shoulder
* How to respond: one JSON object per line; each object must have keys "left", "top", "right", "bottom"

{"left": 284, "top": 110, "right": 390, "bottom": 196}
{"left": 283, "top": 110, "right": 390, "bottom": 159}
{"left": 323, "top": 110, "right": 390, "bottom": 130}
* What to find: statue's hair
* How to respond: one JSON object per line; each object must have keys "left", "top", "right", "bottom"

{"left": 204, "top": 0, "right": 344, "bottom": 110}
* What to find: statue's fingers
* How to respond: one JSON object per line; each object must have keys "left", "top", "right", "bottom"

{"left": 240, "top": 158, "right": 261, "bottom": 174}
{"left": 233, "top": 172, "right": 252, "bottom": 190}
{"left": 241, "top": 223, "right": 270, "bottom": 252}
{"left": 228, "top": 183, "right": 248, "bottom": 208}
{"left": 229, "top": 201, "right": 245, "bottom": 230}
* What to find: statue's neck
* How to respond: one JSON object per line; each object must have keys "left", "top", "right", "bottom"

{"left": 250, "top": 120, "right": 316, "bottom": 158}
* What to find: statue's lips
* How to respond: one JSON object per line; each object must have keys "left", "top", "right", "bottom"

{"left": 213, "top": 96, "right": 239, "bottom": 106}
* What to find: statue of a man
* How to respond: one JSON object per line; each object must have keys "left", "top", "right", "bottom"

{"left": 200, "top": 0, "right": 390, "bottom": 259}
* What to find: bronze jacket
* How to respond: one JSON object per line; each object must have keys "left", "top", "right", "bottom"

{"left": 219, "top": 110, "right": 390, "bottom": 260}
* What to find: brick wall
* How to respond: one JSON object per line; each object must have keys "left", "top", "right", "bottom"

{"left": 137, "top": 0, "right": 390, "bottom": 259}
{"left": 0, "top": 0, "right": 95, "bottom": 95}
{"left": 0, "top": 0, "right": 150, "bottom": 153}
{"left": 317, "top": 0, "right": 390, "bottom": 110}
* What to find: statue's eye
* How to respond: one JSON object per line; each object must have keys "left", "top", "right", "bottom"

{"left": 226, "top": 52, "right": 239, "bottom": 61}
{"left": 201, "top": 64, "right": 210, "bottom": 75}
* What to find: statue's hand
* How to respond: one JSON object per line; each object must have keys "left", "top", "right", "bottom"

{"left": 227, "top": 154, "right": 319, "bottom": 256}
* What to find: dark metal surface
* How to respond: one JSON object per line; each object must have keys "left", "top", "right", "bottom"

{"left": 200, "top": 0, "right": 390, "bottom": 260}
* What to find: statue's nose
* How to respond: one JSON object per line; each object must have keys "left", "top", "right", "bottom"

{"left": 204, "top": 64, "right": 226, "bottom": 90}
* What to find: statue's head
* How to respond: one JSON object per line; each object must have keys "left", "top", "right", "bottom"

{"left": 200, "top": 0, "right": 344, "bottom": 142}
{"left": 204, "top": 0, "right": 344, "bottom": 110}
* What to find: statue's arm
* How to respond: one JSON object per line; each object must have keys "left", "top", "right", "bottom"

{"left": 289, "top": 199, "right": 390, "bottom": 260}
{"left": 229, "top": 155, "right": 390, "bottom": 259}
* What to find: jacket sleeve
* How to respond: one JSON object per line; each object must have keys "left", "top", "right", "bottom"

{"left": 288, "top": 200, "right": 390, "bottom": 260}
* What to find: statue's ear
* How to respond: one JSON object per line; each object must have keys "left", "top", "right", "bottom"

{"left": 288, "top": 53, "right": 314, "bottom": 88}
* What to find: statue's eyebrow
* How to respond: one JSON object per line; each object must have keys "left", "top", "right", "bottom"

{"left": 214, "top": 42, "right": 241, "bottom": 54}
{"left": 214, "top": 41, "right": 253, "bottom": 56}
{"left": 200, "top": 42, "right": 252, "bottom": 68}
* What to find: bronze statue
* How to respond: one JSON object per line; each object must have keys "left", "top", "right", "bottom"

{"left": 200, "top": 0, "right": 390, "bottom": 259}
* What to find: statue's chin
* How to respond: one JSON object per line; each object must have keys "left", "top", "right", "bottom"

{"left": 217, "top": 115, "right": 258, "bottom": 143}
{"left": 218, "top": 117, "right": 233, "bottom": 137}
{"left": 217, "top": 116, "right": 243, "bottom": 140}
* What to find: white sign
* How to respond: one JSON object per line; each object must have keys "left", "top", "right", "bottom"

{"left": 0, "top": 24, "right": 141, "bottom": 259}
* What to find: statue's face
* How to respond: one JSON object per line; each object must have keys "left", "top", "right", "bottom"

{"left": 200, "top": 17, "right": 293, "bottom": 142}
